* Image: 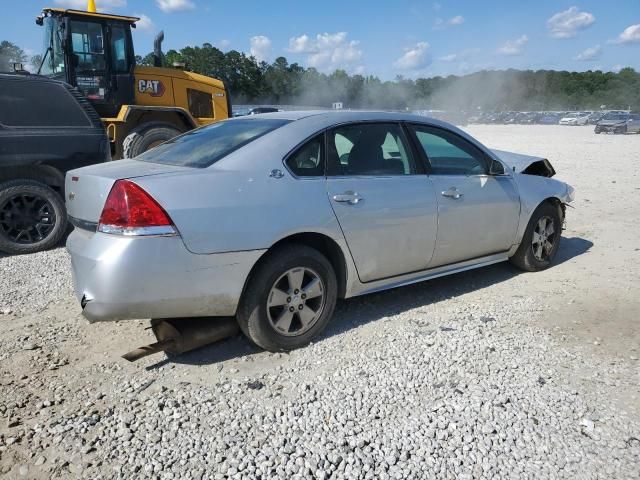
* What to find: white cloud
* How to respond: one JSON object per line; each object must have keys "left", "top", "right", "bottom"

{"left": 394, "top": 42, "right": 431, "bottom": 70}
{"left": 249, "top": 36, "right": 272, "bottom": 62}
{"left": 439, "top": 53, "right": 458, "bottom": 62}
{"left": 497, "top": 35, "right": 528, "bottom": 56}
{"left": 547, "top": 6, "right": 595, "bottom": 39}
{"left": 217, "top": 39, "right": 231, "bottom": 50}
{"left": 155, "top": 0, "right": 194, "bottom": 13}
{"left": 612, "top": 24, "right": 640, "bottom": 44}
{"left": 575, "top": 45, "right": 601, "bottom": 61}
{"left": 54, "top": 0, "right": 125, "bottom": 8}
{"left": 434, "top": 15, "right": 465, "bottom": 30}
{"left": 134, "top": 14, "right": 155, "bottom": 32}
{"left": 288, "top": 34, "right": 312, "bottom": 54}
{"left": 611, "top": 64, "right": 623, "bottom": 73}
{"left": 287, "top": 32, "right": 363, "bottom": 72}
{"left": 438, "top": 48, "right": 479, "bottom": 63}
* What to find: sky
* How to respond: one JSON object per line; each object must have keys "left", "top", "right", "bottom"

{"left": 3, "top": 0, "right": 639, "bottom": 79}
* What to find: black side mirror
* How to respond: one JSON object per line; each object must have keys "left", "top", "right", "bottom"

{"left": 489, "top": 159, "right": 505, "bottom": 175}
{"left": 72, "top": 54, "right": 80, "bottom": 68}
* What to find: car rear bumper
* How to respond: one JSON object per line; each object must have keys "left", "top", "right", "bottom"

{"left": 66, "top": 229, "right": 265, "bottom": 322}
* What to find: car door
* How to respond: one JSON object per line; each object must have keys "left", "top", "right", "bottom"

{"left": 325, "top": 122, "right": 438, "bottom": 283}
{"left": 408, "top": 124, "right": 520, "bottom": 267}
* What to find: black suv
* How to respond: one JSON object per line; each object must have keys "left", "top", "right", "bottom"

{"left": 0, "top": 74, "right": 109, "bottom": 254}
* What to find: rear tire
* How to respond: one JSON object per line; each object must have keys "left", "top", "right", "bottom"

{"left": 237, "top": 245, "right": 338, "bottom": 352}
{"left": 0, "top": 180, "right": 67, "bottom": 255}
{"left": 122, "top": 124, "right": 182, "bottom": 158}
{"left": 510, "top": 202, "right": 562, "bottom": 272}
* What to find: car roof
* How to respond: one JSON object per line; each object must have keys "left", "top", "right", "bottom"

{"left": 0, "top": 73, "right": 68, "bottom": 86}
{"left": 239, "top": 109, "right": 454, "bottom": 127}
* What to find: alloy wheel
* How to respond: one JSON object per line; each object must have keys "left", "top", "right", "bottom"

{"left": 531, "top": 215, "right": 556, "bottom": 261}
{"left": 0, "top": 193, "right": 56, "bottom": 244}
{"left": 266, "top": 267, "right": 326, "bottom": 337}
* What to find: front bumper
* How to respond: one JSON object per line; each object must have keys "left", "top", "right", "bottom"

{"left": 595, "top": 124, "right": 625, "bottom": 133}
{"left": 67, "top": 229, "right": 265, "bottom": 322}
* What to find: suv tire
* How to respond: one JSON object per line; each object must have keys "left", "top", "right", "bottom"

{"left": 0, "top": 180, "right": 67, "bottom": 255}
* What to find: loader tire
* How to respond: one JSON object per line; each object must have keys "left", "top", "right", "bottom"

{"left": 122, "top": 124, "right": 182, "bottom": 158}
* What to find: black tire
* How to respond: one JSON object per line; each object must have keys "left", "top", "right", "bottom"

{"left": 122, "top": 124, "right": 182, "bottom": 158}
{"left": 510, "top": 202, "right": 562, "bottom": 272}
{"left": 237, "top": 245, "right": 338, "bottom": 352}
{"left": 0, "top": 180, "right": 67, "bottom": 255}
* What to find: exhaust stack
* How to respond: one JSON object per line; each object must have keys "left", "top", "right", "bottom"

{"left": 153, "top": 31, "right": 165, "bottom": 68}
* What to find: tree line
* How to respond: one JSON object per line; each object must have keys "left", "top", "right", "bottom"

{"left": 2, "top": 39, "right": 638, "bottom": 111}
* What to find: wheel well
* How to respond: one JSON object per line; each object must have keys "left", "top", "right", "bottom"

{"left": 543, "top": 197, "right": 565, "bottom": 221}
{"left": 0, "top": 165, "right": 64, "bottom": 193}
{"left": 246, "top": 233, "right": 348, "bottom": 300}
{"left": 124, "top": 109, "right": 194, "bottom": 136}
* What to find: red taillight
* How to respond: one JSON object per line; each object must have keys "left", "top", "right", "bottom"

{"left": 98, "top": 180, "right": 176, "bottom": 236}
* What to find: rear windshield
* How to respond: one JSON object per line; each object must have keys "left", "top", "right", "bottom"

{"left": 137, "top": 118, "right": 291, "bottom": 168}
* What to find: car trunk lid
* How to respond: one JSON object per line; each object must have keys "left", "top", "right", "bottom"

{"left": 65, "top": 160, "right": 191, "bottom": 224}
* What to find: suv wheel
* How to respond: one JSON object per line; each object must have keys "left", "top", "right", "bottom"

{"left": 237, "top": 245, "right": 338, "bottom": 352}
{"left": 0, "top": 180, "right": 67, "bottom": 255}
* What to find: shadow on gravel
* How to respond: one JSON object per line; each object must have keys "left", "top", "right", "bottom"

{"left": 146, "top": 235, "right": 592, "bottom": 368}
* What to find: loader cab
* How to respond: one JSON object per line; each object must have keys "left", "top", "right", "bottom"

{"left": 36, "top": 8, "right": 137, "bottom": 117}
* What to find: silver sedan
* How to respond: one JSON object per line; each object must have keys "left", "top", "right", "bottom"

{"left": 66, "top": 111, "right": 575, "bottom": 351}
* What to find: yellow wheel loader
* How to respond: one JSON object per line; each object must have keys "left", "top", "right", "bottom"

{"left": 35, "top": 1, "right": 231, "bottom": 158}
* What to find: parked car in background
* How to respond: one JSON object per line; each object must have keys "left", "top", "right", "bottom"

{"left": 587, "top": 112, "right": 605, "bottom": 124}
{"left": 537, "top": 112, "right": 562, "bottom": 125}
{"left": 0, "top": 74, "right": 109, "bottom": 254}
{"left": 65, "top": 111, "right": 574, "bottom": 352}
{"left": 559, "top": 112, "right": 591, "bottom": 125}
{"left": 248, "top": 107, "right": 280, "bottom": 115}
{"left": 626, "top": 113, "right": 640, "bottom": 133}
{"left": 594, "top": 111, "right": 632, "bottom": 134}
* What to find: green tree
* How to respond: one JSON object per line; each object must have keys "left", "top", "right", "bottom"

{"left": 0, "top": 40, "right": 27, "bottom": 72}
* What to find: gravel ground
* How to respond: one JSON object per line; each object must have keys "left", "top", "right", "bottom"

{"left": 0, "top": 248, "right": 72, "bottom": 315}
{"left": 0, "top": 125, "right": 639, "bottom": 479}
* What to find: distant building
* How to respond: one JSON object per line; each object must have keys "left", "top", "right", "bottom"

{"left": 332, "top": 102, "right": 344, "bottom": 110}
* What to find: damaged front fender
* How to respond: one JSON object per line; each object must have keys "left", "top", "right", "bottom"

{"left": 491, "top": 149, "right": 556, "bottom": 178}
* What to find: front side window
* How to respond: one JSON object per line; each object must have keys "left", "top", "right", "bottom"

{"left": 285, "top": 135, "right": 324, "bottom": 177}
{"left": 137, "top": 118, "right": 291, "bottom": 168}
{"left": 410, "top": 125, "right": 487, "bottom": 175}
{"left": 327, "top": 123, "right": 415, "bottom": 176}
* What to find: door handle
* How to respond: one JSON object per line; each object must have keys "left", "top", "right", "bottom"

{"left": 332, "top": 192, "right": 363, "bottom": 205}
{"left": 441, "top": 188, "right": 463, "bottom": 199}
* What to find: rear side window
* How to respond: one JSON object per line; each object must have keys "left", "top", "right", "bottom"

{"left": 188, "top": 89, "right": 214, "bottom": 118}
{"left": 137, "top": 118, "right": 290, "bottom": 168}
{"left": 285, "top": 135, "right": 324, "bottom": 177}
{"left": 327, "top": 123, "right": 415, "bottom": 176}
{"left": 0, "top": 80, "right": 91, "bottom": 127}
